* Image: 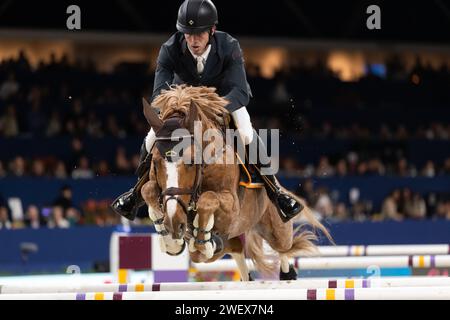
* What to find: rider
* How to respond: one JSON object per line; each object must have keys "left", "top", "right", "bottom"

{"left": 111, "top": 0, "right": 304, "bottom": 223}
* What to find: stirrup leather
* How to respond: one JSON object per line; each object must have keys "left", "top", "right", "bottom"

{"left": 235, "top": 152, "right": 264, "bottom": 189}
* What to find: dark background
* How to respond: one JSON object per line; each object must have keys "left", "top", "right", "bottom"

{"left": 0, "top": 0, "right": 449, "bottom": 43}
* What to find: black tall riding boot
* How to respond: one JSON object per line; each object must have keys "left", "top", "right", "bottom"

{"left": 111, "top": 141, "right": 152, "bottom": 221}
{"left": 251, "top": 132, "right": 304, "bottom": 222}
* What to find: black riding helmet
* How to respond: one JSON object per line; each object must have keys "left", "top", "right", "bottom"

{"left": 176, "top": 0, "right": 218, "bottom": 34}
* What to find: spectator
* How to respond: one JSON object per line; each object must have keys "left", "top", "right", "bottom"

{"left": 95, "top": 160, "right": 111, "bottom": 177}
{"left": 351, "top": 202, "right": 369, "bottom": 222}
{"left": 52, "top": 185, "right": 75, "bottom": 213}
{"left": 0, "top": 206, "right": 12, "bottom": 229}
{"left": 53, "top": 161, "right": 68, "bottom": 179}
{"left": 114, "top": 147, "right": 131, "bottom": 175}
{"left": 47, "top": 206, "right": 70, "bottom": 229}
{"left": 405, "top": 192, "right": 427, "bottom": 219}
{"left": 72, "top": 156, "right": 94, "bottom": 179}
{"left": 46, "top": 111, "right": 62, "bottom": 137}
{"left": 0, "top": 72, "right": 19, "bottom": 100}
{"left": 335, "top": 159, "right": 348, "bottom": 177}
{"left": 280, "top": 157, "right": 301, "bottom": 176}
{"left": 380, "top": 190, "right": 403, "bottom": 221}
{"left": 9, "top": 156, "right": 26, "bottom": 177}
{"left": 398, "top": 188, "right": 412, "bottom": 216}
{"left": 31, "top": 159, "right": 47, "bottom": 177}
{"left": 367, "top": 158, "right": 385, "bottom": 175}
{"left": 396, "top": 158, "right": 416, "bottom": 177}
{"left": 0, "top": 105, "right": 20, "bottom": 137}
{"left": 86, "top": 111, "right": 103, "bottom": 138}
{"left": 334, "top": 202, "right": 350, "bottom": 221}
{"left": 316, "top": 156, "right": 335, "bottom": 177}
{"left": 314, "top": 187, "right": 334, "bottom": 220}
{"left": 435, "top": 200, "right": 450, "bottom": 220}
{"left": 421, "top": 160, "right": 436, "bottom": 177}
{"left": 66, "top": 207, "right": 82, "bottom": 227}
{"left": 0, "top": 193, "right": 12, "bottom": 229}
{"left": 296, "top": 178, "right": 316, "bottom": 206}
{"left": 24, "top": 205, "right": 45, "bottom": 229}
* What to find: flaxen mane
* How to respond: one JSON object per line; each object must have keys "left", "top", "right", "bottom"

{"left": 151, "top": 85, "right": 229, "bottom": 130}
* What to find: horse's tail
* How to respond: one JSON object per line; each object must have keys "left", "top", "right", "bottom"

{"left": 273, "top": 196, "right": 334, "bottom": 264}
{"left": 244, "top": 191, "right": 334, "bottom": 276}
{"left": 244, "top": 229, "right": 278, "bottom": 277}
{"left": 267, "top": 193, "right": 335, "bottom": 266}
{"left": 289, "top": 191, "right": 334, "bottom": 245}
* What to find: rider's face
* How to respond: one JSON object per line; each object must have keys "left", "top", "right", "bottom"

{"left": 184, "top": 29, "right": 213, "bottom": 56}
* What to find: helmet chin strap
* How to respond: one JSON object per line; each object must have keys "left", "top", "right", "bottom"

{"left": 207, "top": 26, "right": 215, "bottom": 45}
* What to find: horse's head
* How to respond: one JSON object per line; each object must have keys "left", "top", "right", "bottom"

{"left": 143, "top": 97, "right": 199, "bottom": 240}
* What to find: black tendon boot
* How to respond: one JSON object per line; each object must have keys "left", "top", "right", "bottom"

{"left": 111, "top": 141, "right": 152, "bottom": 221}
{"left": 252, "top": 132, "right": 304, "bottom": 222}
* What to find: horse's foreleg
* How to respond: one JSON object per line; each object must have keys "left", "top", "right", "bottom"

{"left": 189, "top": 191, "right": 220, "bottom": 260}
{"left": 142, "top": 181, "right": 184, "bottom": 255}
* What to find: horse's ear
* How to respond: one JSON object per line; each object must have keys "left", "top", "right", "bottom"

{"left": 186, "top": 100, "right": 198, "bottom": 132}
{"left": 142, "top": 98, "right": 163, "bottom": 132}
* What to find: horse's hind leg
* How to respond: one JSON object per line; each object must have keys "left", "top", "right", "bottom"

{"left": 279, "top": 254, "right": 297, "bottom": 280}
{"left": 255, "top": 207, "right": 300, "bottom": 281}
{"left": 230, "top": 252, "right": 252, "bottom": 281}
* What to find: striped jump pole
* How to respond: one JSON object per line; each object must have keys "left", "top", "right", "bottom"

{"left": 295, "top": 254, "right": 450, "bottom": 270}
{"left": 191, "top": 255, "right": 450, "bottom": 272}
{"left": 318, "top": 244, "right": 450, "bottom": 257}
{"left": 2, "top": 277, "right": 450, "bottom": 294}
{"left": 0, "top": 287, "right": 449, "bottom": 300}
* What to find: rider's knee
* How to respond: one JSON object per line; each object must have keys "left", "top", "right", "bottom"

{"left": 231, "top": 106, "right": 254, "bottom": 145}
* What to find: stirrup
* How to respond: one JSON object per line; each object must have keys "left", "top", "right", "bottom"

{"left": 235, "top": 153, "right": 264, "bottom": 189}
{"left": 110, "top": 168, "right": 150, "bottom": 220}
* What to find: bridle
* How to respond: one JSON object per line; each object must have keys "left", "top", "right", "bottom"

{"left": 152, "top": 132, "right": 204, "bottom": 228}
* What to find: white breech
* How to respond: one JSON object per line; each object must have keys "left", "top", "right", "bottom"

{"left": 145, "top": 128, "right": 156, "bottom": 153}
{"left": 144, "top": 106, "right": 254, "bottom": 152}
{"left": 231, "top": 106, "right": 254, "bottom": 145}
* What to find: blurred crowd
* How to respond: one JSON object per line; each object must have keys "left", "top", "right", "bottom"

{"left": 295, "top": 179, "right": 450, "bottom": 224}
{"left": 279, "top": 154, "right": 450, "bottom": 178}
{"left": 0, "top": 185, "right": 122, "bottom": 230}
{"left": 1, "top": 50, "right": 450, "bottom": 226}
{"left": 1, "top": 150, "right": 450, "bottom": 179}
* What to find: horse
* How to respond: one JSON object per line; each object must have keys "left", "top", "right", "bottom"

{"left": 141, "top": 85, "right": 331, "bottom": 281}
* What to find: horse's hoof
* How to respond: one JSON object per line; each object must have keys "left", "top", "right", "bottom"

{"left": 280, "top": 265, "right": 297, "bottom": 281}
{"left": 248, "top": 273, "right": 254, "bottom": 281}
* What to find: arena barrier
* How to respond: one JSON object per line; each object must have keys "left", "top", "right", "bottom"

{"left": 1, "top": 276, "right": 450, "bottom": 294}
{"left": 1, "top": 286, "right": 449, "bottom": 300}
{"left": 191, "top": 255, "right": 450, "bottom": 272}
